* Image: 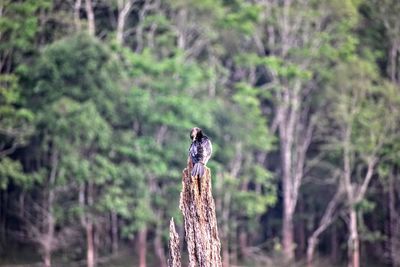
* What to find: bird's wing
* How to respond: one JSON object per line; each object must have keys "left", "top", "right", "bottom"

{"left": 189, "top": 142, "right": 197, "bottom": 159}
{"left": 202, "top": 138, "right": 212, "bottom": 164}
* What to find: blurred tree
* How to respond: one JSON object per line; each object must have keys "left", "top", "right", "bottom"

{"left": 368, "top": 0, "right": 400, "bottom": 84}
{"left": 0, "top": 0, "right": 50, "bottom": 73}
{"left": 238, "top": 0, "right": 364, "bottom": 261}
{"left": 22, "top": 33, "right": 124, "bottom": 267}
{"left": 326, "top": 58, "right": 398, "bottom": 267}
{"left": 0, "top": 75, "right": 34, "bottom": 189}
{"left": 212, "top": 83, "right": 276, "bottom": 265}
{"left": 115, "top": 46, "right": 216, "bottom": 267}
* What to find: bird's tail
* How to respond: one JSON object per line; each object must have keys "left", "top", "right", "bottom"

{"left": 191, "top": 163, "right": 205, "bottom": 178}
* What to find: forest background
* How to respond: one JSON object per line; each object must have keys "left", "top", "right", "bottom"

{"left": 1, "top": 0, "right": 400, "bottom": 267}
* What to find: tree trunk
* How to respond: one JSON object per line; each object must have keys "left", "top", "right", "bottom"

{"left": 137, "top": 227, "right": 147, "bottom": 267}
{"left": 306, "top": 235, "right": 317, "bottom": 267}
{"left": 283, "top": 210, "right": 295, "bottom": 262}
{"left": 282, "top": 142, "right": 295, "bottom": 261}
{"left": 179, "top": 159, "right": 222, "bottom": 267}
{"left": 87, "top": 221, "right": 95, "bottom": 267}
{"left": 306, "top": 187, "right": 342, "bottom": 267}
{"left": 168, "top": 218, "right": 181, "bottom": 267}
{"left": 238, "top": 229, "right": 248, "bottom": 259}
{"left": 280, "top": 110, "right": 298, "bottom": 262}
{"left": 111, "top": 211, "right": 118, "bottom": 254}
{"left": 43, "top": 149, "right": 58, "bottom": 267}
{"left": 222, "top": 242, "right": 230, "bottom": 267}
{"left": 85, "top": 0, "right": 95, "bottom": 36}
{"left": 116, "top": 0, "right": 134, "bottom": 45}
{"left": 282, "top": 136, "right": 295, "bottom": 262}
{"left": 86, "top": 180, "right": 95, "bottom": 267}
{"left": 297, "top": 198, "right": 306, "bottom": 257}
{"left": 44, "top": 249, "right": 51, "bottom": 267}
{"left": 74, "top": 0, "right": 82, "bottom": 30}
{"left": 154, "top": 227, "right": 167, "bottom": 267}
{"left": 94, "top": 223, "right": 99, "bottom": 265}
{"left": 388, "top": 43, "right": 397, "bottom": 83}
{"left": 348, "top": 209, "right": 360, "bottom": 267}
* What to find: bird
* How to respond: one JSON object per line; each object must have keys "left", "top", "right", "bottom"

{"left": 189, "top": 127, "right": 212, "bottom": 178}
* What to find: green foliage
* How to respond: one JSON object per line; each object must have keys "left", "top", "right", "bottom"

{"left": 0, "top": 73, "right": 34, "bottom": 188}
{"left": 0, "top": 0, "right": 50, "bottom": 66}
{"left": 25, "top": 33, "right": 123, "bottom": 118}
{"left": 0, "top": 158, "right": 29, "bottom": 189}
{"left": 0, "top": 75, "right": 34, "bottom": 144}
{"left": 354, "top": 199, "right": 376, "bottom": 213}
{"left": 218, "top": 2, "right": 262, "bottom": 34}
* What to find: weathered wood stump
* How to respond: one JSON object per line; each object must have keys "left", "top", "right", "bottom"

{"left": 168, "top": 218, "right": 181, "bottom": 267}
{"left": 168, "top": 160, "right": 222, "bottom": 267}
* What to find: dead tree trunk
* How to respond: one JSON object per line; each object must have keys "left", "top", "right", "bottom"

{"left": 181, "top": 160, "right": 222, "bottom": 267}
{"left": 168, "top": 159, "right": 222, "bottom": 267}
{"left": 168, "top": 218, "right": 181, "bottom": 267}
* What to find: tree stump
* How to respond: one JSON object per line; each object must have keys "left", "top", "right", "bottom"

{"left": 168, "top": 218, "right": 181, "bottom": 267}
{"left": 168, "top": 159, "right": 222, "bottom": 267}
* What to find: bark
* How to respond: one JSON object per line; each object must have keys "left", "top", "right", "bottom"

{"left": 343, "top": 147, "right": 376, "bottom": 267}
{"left": 86, "top": 221, "right": 95, "bottom": 267}
{"left": 44, "top": 250, "right": 51, "bottom": 267}
{"left": 179, "top": 158, "right": 222, "bottom": 267}
{"left": 168, "top": 218, "right": 181, "bottom": 267}
{"left": 388, "top": 43, "right": 397, "bottom": 83}
{"left": 282, "top": 119, "right": 296, "bottom": 260}
{"left": 279, "top": 82, "right": 314, "bottom": 262}
{"left": 134, "top": 0, "right": 160, "bottom": 52}
{"left": 137, "top": 227, "right": 147, "bottom": 267}
{"left": 348, "top": 209, "right": 360, "bottom": 267}
{"left": 85, "top": 0, "right": 95, "bottom": 36}
{"left": 94, "top": 224, "right": 99, "bottom": 264}
{"left": 297, "top": 199, "right": 306, "bottom": 256}
{"left": 282, "top": 210, "right": 294, "bottom": 261}
{"left": 86, "top": 181, "right": 95, "bottom": 267}
{"left": 154, "top": 226, "right": 167, "bottom": 267}
{"left": 306, "top": 188, "right": 343, "bottom": 267}
{"left": 116, "top": 0, "right": 135, "bottom": 45}
{"left": 238, "top": 229, "right": 248, "bottom": 259}
{"left": 111, "top": 211, "right": 118, "bottom": 254}
{"left": 43, "top": 148, "right": 58, "bottom": 267}
{"left": 74, "top": 0, "right": 82, "bottom": 30}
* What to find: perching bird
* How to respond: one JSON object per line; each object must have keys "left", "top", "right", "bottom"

{"left": 189, "top": 127, "right": 212, "bottom": 178}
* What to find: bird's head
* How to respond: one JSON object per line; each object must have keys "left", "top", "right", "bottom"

{"left": 190, "top": 127, "right": 203, "bottom": 141}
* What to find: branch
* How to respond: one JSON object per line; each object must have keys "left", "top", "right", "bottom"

{"left": 356, "top": 156, "right": 377, "bottom": 202}
{"left": 116, "top": 0, "right": 136, "bottom": 45}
